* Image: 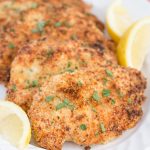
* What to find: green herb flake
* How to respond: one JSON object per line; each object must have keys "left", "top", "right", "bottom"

{"left": 56, "top": 103, "right": 66, "bottom": 110}
{"left": 102, "top": 89, "right": 111, "bottom": 97}
{"left": 32, "top": 20, "right": 49, "bottom": 34}
{"left": 77, "top": 80, "right": 83, "bottom": 86}
{"left": 67, "top": 61, "right": 72, "bottom": 68}
{"left": 95, "top": 131, "right": 99, "bottom": 137}
{"left": 31, "top": 2, "right": 38, "bottom": 9}
{"left": 11, "top": 85, "right": 17, "bottom": 92}
{"left": 103, "top": 78, "right": 108, "bottom": 86}
{"left": 111, "top": 99, "right": 116, "bottom": 105}
{"left": 128, "top": 98, "right": 132, "bottom": 104}
{"left": 45, "top": 96, "right": 54, "bottom": 102}
{"left": 100, "top": 123, "right": 106, "bottom": 133}
{"left": 92, "top": 90, "right": 100, "bottom": 102}
{"left": 56, "top": 99, "right": 75, "bottom": 111}
{"left": 105, "top": 69, "right": 113, "bottom": 78}
{"left": 31, "top": 80, "right": 38, "bottom": 87}
{"left": 63, "top": 99, "right": 70, "bottom": 105}
{"left": 54, "top": 22, "right": 62, "bottom": 27}
{"left": 91, "top": 106, "right": 97, "bottom": 113}
{"left": 64, "top": 99, "right": 75, "bottom": 110}
{"left": 80, "top": 124, "right": 87, "bottom": 131}
{"left": 66, "top": 69, "right": 74, "bottom": 73}
{"left": 8, "top": 42, "right": 15, "bottom": 49}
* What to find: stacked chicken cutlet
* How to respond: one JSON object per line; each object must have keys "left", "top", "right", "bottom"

{"left": 0, "top": 0, "right": 111, "bottom": 82}
{"left": 0, "top": 0, "right": 146, "bottom": 149}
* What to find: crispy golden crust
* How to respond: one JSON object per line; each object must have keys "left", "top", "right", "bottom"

{"left": 0, "top": 0, "right": 109, "bottom": 83}
{"left": 0, "top": 0, "right": 38, "bottom": 82}
{"left": 28, "top": 66, "right": 146, "bottom": 149}
{"left": 7, "top": 39, "right": 117, "bottom": 111}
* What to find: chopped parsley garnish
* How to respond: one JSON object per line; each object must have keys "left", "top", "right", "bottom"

{"left": 80, "top": 124, "right": 87, "bottom": 131}
{"left": 64, "top": 99, "right": 75, "bottom": 110}
{"left": 71, "top": 34, "right": 78, "bottom": 40}
{"left": 54, "top": 22, "right": 62, "bottom": 27}
{"left": 56, "top": 99, "right": 75, "bottom": 110}
{"left": 102, "top": 89, "right": 110, "bottom": 97}
{"left": 128, "top": 98, "right": 132, "bottom": 104}
{"left": 11, "top": 85, "right": 17, "bottom": 92}
{"left": 32, "top": 20, "right": 50, "bottom": 34}
{"left": 91, "top": 106, "right": 97, "bottom": 113}
{"left": 26, "top": 80, "right": 39, "bottom": 89}
{"left": 63, "top": 99, "right": 70, "bottom": 105}
{"left": 77, "top": 80, "right": 83, "bottom": 86}
{"left": 100, "top": 123, "right": 106, "bottom": 133}
{"left": 45, "top": 96, "right": 54, "bottom": 102}
{"left": 92, "top": 90, "right": 100, "bottom": 101}
{"left": 31, "top": 2, "right": 38, "bottom": 9}
{"left": 67, "top": 61, "right": 72, "bottom": 68}
{"left": 8, "top": 42, "right": 15, "bottom": 49}
{"left": 95, "top": 131, "right": 99, "bottom": 137}
{"left": 66, "top": 69, "right": 74, "bottom": 73}
{"left": 103, "top": 78, "right": 108, "bottom": 85}
{"left": 31, "top": 80, "right": 39, "bottom": 87}
{"left": 111, "top": 99, "right": 116, "bottom": 105}
{"left": 56, "top": 102, "right": 66, "bottom": 110}
{"left": 105, "top": 69, "right": 113, "bottom": 78}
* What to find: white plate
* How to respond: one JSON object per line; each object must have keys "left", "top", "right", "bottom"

{"left": 0, "top": 0, "right": 150, "bottom": 150}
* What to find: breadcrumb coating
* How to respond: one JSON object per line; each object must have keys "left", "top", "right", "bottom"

{"left": 7, "top": 39, "right": 117, "bottom": 111}
{"left": 28, "top": 66, "right": 146, "bottom": 149}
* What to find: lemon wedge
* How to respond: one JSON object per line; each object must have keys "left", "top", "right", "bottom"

{"left": 0, "top": 101, "right": 31, "bottom": 149}
{"left": 117, "top": 18, "right": 150, "bottom": 70}
{"left": 106, "top": 0, "right": 132, "bottom": 42}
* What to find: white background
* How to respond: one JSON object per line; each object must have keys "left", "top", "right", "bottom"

{"left": 0, "top": 0, "right": 150, "bottom": 150}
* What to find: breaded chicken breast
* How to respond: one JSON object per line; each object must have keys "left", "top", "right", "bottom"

{"left": 7, "top": 39, "right": 117, "bottom": 111}
{"left": 0, "top": 0, "right": 39, "bottom": 23}
{"left": 28, "top": 66, "right": 146, "bottom": 150}
{"left": 0, "top": 0, "right": 42, "bottom": 82}
{"left": 0, "top": 0, "right": 109, "bottom": 83}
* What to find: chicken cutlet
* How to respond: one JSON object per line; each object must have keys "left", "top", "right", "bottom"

{"left": 28, "top": 66, "right": 146, "bottom": 150}
{"left": 0, "top": 0, "right": 43, "bottom": 82}
{"left": 7, "top": 39, "right": 117, "bottom": 111}
{"left": 0, "top": 0, "right": 111, "bottom": 83}
{"left": 0, "top": 0, "right": 40, "bottom": 23}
